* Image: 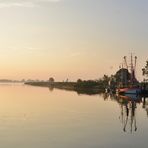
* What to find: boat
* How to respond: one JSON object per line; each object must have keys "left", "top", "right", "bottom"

{"left": 116, "top": 54, "right": 141, "bottom": 95}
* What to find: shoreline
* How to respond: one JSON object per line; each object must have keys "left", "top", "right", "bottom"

{"left": 25, "top": 82, "right": 104, "bottom": 95}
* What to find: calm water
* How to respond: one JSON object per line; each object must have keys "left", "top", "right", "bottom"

{"left": 0, "top": 83, "right": 148, "bottom": 148}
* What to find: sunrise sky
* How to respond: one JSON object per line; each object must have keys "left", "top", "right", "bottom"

{"left": 0, "top": 0, "right": 147, "bottom": 81}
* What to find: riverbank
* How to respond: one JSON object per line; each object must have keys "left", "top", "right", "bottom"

{"left": 25, "top": 81, "right": 104, "bottom": 95}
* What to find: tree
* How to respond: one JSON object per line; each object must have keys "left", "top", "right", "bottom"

{"left": 103, "top": 75, "right": 110, "bottom": 83}
{"left": 142, "top": 60, "right": 148, "bottom": 77}
{"left": 77, "top": 79, "right": 83, "bottom": 83}
{"left": 142, "top": 61, "right": 148, "bottom": 90}
{"left": 49, "top": 77, "right": 54, "bottom": 83}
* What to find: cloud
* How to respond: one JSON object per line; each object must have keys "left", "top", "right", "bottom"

{"left": 0, "top": 0, "right": 61, "bottom": 8}
{"left": 0, "top": 2, "right": 35, "bottom": 8}
{"left": 70, "top": 52, "right": 81, "bottom": 57}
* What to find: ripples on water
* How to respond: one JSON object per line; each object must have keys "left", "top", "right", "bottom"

{"left": 0, "top": 83, "right": 148, "bottom": 148}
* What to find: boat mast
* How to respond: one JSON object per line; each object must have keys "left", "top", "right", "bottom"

{"left": 131, "top": 53, "right": 133, "bottom": 83}
{"left": 130, "top": 53, "right": 137, "bottom": 85}
{"left": 134, "top": 56, "right": 137, "bottom": 73}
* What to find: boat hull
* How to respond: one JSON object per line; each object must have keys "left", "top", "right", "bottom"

{"left": 117, "top": 87, "right": 141, "bottom": 94}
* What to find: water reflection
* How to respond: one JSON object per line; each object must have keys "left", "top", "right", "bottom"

{"left": 103, "top": 93, "right": 148, "bottom": 134}
{"left": 48, "top": 86, "right": 54, "bottom": 92}
{"left": 1, "top": 84, "right": 148, "bottom": 148}
{"left": 47, "top": 86, "right": 103, "bottom": 95}
{"left": 118, "top": 95, "right": 139, "bottom": 133}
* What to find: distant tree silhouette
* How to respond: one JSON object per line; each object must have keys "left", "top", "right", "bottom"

{"left": 102, "top": 75, "right": 110, "bottom": 87}
{"left": 142, "top": 61, "right": 148, "bottom": 78}
{"left": 49, "top": 77, "right": 55, "bottom": 83}
{"left": 77, "top": 79, "right": 83, "bottom": 83}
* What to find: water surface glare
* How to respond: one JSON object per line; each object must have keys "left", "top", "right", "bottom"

{"left": 0, "top": 83, "right": 148, "bottom": 148}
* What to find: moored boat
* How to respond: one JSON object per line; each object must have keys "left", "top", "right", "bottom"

{"left": 116, "top": 54, "right": 141, "bottom": 95}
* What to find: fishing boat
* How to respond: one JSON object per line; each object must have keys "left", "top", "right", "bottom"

{"left": 117, "top": 54, "right": 141, "bottom": 95}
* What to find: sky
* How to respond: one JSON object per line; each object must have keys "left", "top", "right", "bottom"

{"left": 0, "top": 0, "right": 147, "bottom": 81}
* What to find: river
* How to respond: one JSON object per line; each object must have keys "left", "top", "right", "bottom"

{"left": 0, "top": 83, "right": 147, "bottom": 148}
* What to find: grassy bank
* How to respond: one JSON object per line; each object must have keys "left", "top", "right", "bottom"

{"left": 25, "top": 81, "right": 105, "bottom": 95}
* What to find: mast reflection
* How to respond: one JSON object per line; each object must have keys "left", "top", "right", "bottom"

{"left": 118, "top": 95, "right": 139, "bottom": 133}
{"left": 103, "top": 93, "right": 148, "bottom": 133}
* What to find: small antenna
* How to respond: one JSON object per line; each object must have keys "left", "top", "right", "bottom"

{"left": 123, "top": 56, "right": 128, "bottom": 69}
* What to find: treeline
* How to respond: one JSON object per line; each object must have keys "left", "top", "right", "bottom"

{"left": 26, "top": 75, "right": 111, "bottom": 91}
{"left": 75, "top": 75, "right": 110, "bottom": 89}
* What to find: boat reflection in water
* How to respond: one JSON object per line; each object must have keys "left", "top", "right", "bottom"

{"left": 118, "top": 94, "right": 142, "bottom": 133}
{"left": 103, "top": 93, "right": 148, "bottom": 134}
